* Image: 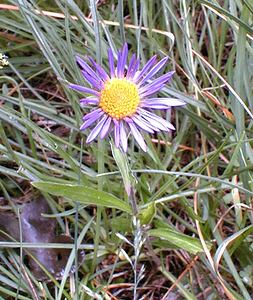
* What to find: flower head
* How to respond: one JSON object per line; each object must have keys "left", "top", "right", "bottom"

{"left": 69, "top": 44, "right": 185, "bottom": 152}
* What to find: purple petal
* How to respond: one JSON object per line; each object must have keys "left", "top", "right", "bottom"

{"left": 80, "top": 98, "right": 99, "bottom": 105}
{"left": 117, "top": 43, "right": 128, "bottom": 78}
{"left": 83, "top": 108, "right": 103, "bottom": 121}
{"left": 139, "top": 71, "right": 175, "bottom": 95}
{"left": 131, "top": 115, "right": 154, "bottom": 133}
{"left": 81, "top": 70, "right": 103, "bottom": 90}
{"left": 69, "top": 84, "right": 100, "bottom": 96}
{"left": 138, "top": 57, "right": 169, "bottom": 85}
{"left": 76, "top": 56, "right": 101, "bottom": 81}
{"left": 134, "top": 115, "right": 160, "bottom": 132}
{"left": 86, "top": 115, "right": 108, "bottom": 143}
{"left": 80, "top": 117, "right": 100, "bottom": 131}
{"left": 126, "top": 55, "right": 140, "bottom": 79}
{"left": 116, "top": 51, "right": 121, "bottom": 78}
{"left": 125, "top": 115, "right": 157, "bottom": 132}
{"left": 140, "top": 84, "right": 166, "bottom": 98}
{"left": 133, "top": 55, "right": 157, "bottom": 82}
{"left": 142, "top": 98, "right": 185, "bottom": 109}
{"left": 119, "top": 121, "right": 128, "bottom": 152}
{"left": 137, "top": 108, "right": 168, "bottom": 130}
{"left": 141, "top": 103, "right": 171, "bottom": 109}
{"left": 126, "top": 54, "right": 136, "bottom": 77}
{"left": 146, "top": 112, "right": 175, "bottom": 130}
{"left": 100, "top": 117, "right": 112, "bottom": 139}
{"left": 138, "top": 108, "right": 175, "bottom": 130}
{"left": 143, "top": 98, "right": 186, "bottom": 106}
{"left": 128, "top": 122, "right": 147, "bottom": 152}
{"left": 113, "top": 119, "right": 120, "bottom": 148}
{"left": 80, "top": 111, "right": 104, "bottom": 131}
{"left": 89, "top": 57, "right": 110, "bottom": 81}
{"left": 108, "top": 48, "right": 115, "bottom": 78}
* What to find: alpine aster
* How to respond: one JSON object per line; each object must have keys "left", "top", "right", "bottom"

{"left": 69, "top": 44, "right": 185, "bottom": 152}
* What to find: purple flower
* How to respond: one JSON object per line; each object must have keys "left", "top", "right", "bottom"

{"left": 69, "top": 44, "right": 185, "bottom": 152}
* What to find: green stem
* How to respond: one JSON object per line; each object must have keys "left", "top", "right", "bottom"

{"left": 91, "top": 139, "right": 104, "bottom": 274}
{"left": 89, "top": 0, "right": 103, "bottom": 274}
{"left": 129, "top": 186, "right": 138, "bottom": 217}
{"left": 130, "top": 187, "right": 142, "bottom": 300}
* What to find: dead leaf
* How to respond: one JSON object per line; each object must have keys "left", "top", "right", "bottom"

{"left": 0, "top": 197, "right": 85, "bottom": 280}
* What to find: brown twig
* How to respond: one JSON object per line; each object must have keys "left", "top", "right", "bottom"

{"left": 151, "top": 138, "right": 194, "bottom": 152}
{"left": 161, "top": 255, "right": 199, "bottom": 300}
{"left": 0, "top": 4, "right": 174, "bottom": 38}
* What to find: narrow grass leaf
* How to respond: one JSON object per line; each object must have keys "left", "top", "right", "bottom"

{"left": 214, "top": 225, "right": 253, "bottom": 273}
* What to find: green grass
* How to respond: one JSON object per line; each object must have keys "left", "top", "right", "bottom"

{"left": 0, "top": 0, "right": 253, "bottom": 299}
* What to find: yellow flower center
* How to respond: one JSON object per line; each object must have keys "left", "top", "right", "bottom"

{"left": 99, "top": 78, "right": 140, "bottom": 119}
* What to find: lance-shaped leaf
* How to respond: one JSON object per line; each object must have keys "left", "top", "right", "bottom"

{"left": 148, "top": 228, "right": 209, "bottom": 255}
{"left": 32, "top": 181, "right": 131, "bottom": 214}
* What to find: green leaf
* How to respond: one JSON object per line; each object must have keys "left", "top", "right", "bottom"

{"left": 111, "top": 142, "right": 133, "bottom": 195}
{"left": 111, "top": 216, "right": 132, "bottom": 232}
{"left": 148, "top": 228, "right": 208, "bottom": 255}
{"left": 199, "top": 0, "right": 253, "bottom": 35}
{"left": 138, "top": 202, "right": 156, "bottom": 225}
{"left": 32, "top": 182, "right": 131, "bottom": 214}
